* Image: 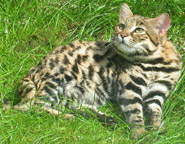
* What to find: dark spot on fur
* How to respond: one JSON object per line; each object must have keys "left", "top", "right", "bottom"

{"left": 68, "top": 51, "right": 73, "bottom": 56}
{"left": 55, "top": 57, "right": 59, "bottom": 64}
{"left": 71, "top": 72, "right": 77, "bottom": 80}
{"left": 45, "top": 72, "right": 50, "bottom": 77}
{"left": 64, "top": 74, "right": 73, "bottom": 82}
{"left": 72, "top": 62, "right": 79, "bottom": 74}
{"left": 88, "top": 65, "right": 94, "bottom": 79}
{"left": 77, "top": 55, "right": 82, "bottom": 64}
{"left": 82, "top": 70, "right": 86, "bottom": 79}
{"left": 60, "top": 66, "right": 66, "bottom": 73}
{"left": 83, "top": 55, "right": 88, "bottom": 61}
{"left": 60, "top": 46, "right": 67, "bottom": 53}
{"left": 69, "top": 43, "right": 75, "bottom": 48}
{"left": 63, "top": 55, "right": 70, "bottom": 65}
{"left": 72, "top": 46, "right": 81, "bottom": 52}
{"left": 49, "top": 59, "right": 55, "bottom": 70}
{"left": 93, "top": 54, "right": 103, "bottom": 62}
{"left": 54, "top": 73, "right": 60, "bottom": 76}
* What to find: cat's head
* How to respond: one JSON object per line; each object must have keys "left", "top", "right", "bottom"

{"left": 113, "top": 3, "right": 170, "bottom": 61}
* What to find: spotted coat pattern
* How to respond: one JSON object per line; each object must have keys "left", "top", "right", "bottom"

{"left": 5, "top": 3, "right": 182, "bottom": 139}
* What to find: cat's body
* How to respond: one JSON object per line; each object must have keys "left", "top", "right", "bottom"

{"left": 4, "top": 3, "right": 182, "bottom": 139}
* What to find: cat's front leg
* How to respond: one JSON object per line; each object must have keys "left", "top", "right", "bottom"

{"left": 118, "top": 91, "right": 145, "bottom": 139}
{"left": 143, "top": 83, "right": 168, "bottom": 129}
{"left": 144, "top": 102, "right": 162, "bottom": 129}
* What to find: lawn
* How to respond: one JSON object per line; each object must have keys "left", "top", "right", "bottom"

{"left": 0, "top": 0, "right": 184, "bottom": 143}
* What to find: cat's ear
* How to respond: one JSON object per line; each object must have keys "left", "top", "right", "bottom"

{"left": 148, "top": 13, "right": 170, "bottom": 36}
{"left": 119, "top": 3, "right": 133, "bottom": 22}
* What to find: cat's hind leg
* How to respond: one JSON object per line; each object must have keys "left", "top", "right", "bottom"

{"left": 3, "top": 77, "right": 74, "bottom": 119}
{"left": 34, "top": 99, "right": 75, "bottom": 119}
{"left": 76, "top": 104, "right": 117, "bottom": 125}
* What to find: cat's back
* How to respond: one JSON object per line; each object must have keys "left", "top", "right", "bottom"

{"left": 26, "top": 40, "right": 117, "bottom": 85}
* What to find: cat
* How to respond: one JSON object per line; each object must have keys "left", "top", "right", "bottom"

{"left": 4, "top": 3, "right": 182, "bottom": 139}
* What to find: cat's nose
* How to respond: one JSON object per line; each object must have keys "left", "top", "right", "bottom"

{"left": 120, "top": 33, "right": 128, "bottom": 38}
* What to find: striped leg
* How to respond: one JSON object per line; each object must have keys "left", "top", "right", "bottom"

{"left": 143, "top": 83, "right": 167, "bottom": 129}
{"left": 118, "top": 92, "right": 145, "bottom": 139}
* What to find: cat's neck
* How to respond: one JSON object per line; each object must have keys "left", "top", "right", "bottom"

{"left": 112, "top": 41, "right": 179, "bottom": 65}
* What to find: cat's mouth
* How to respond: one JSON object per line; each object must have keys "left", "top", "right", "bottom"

{"left": 120, "top": 39, "right": 132, "bottom": 48}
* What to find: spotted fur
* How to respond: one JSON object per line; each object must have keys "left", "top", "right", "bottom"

{"left": 4, "top": 3, "right": 182, "bottom": 139}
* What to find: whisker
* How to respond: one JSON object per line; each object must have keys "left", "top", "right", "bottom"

{"left": 105, "top": 41, "right": 115, "bottom": 49}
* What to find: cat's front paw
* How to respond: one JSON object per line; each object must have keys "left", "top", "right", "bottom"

{"left": 131, "top": 127, "right": 146, "bottom": 140}
{"left": 149, "top": 112, "right": 162, "bottom": 130}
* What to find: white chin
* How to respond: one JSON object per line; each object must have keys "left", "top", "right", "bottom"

{"left": 115, "top": 42, "right": 136, "bottom": 55}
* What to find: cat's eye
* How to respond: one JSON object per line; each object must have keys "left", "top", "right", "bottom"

{"left": 117, "top": 24, "right": 125, "bottom": 31}
{"left": 135, "top": 28, "right": 144, "bottom": 33}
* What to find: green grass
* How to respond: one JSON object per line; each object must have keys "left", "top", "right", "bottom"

{"left": 0, "top": 0, "right": 184, "bottom": 143}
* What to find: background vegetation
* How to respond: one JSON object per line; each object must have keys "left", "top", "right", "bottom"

{"left": 0, "top": 0, "right": 184, "bottom": 143}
